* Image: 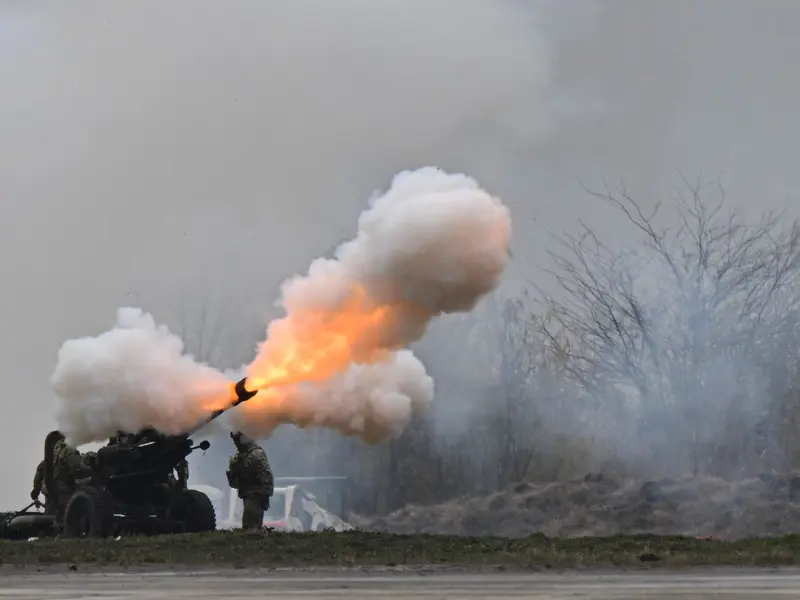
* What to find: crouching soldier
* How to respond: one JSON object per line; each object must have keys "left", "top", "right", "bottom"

{"left": 226, "top": 431, "right": 273, "bottom": 530}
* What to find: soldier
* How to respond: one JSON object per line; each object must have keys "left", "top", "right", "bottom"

{"left": 30, "top": 459, "right": 50, "bottom": 511}
{"left": 174, "top": 458, "right": 189, "bottom": 490}
{"left": 81, "top": 450, "right": 98, "bottom": 470}
{"left": 49, "top": 431, "right": 87, "bottom": 527}
{"left": 226, "top": 431, "right": 273, "bottom": 530}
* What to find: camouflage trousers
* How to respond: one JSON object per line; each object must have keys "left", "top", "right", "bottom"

{"left": 53, "top": 484, "right": 75, "bottom": 530}
{"left": 41, "top": 494, "right": 56, "bottom": 515}
{"left": 241, "top": 494, "right": 268, "bottom": 530}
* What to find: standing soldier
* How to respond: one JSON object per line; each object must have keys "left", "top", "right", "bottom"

{"left": 47, "top": 431, "right": 86, "bottom": 528}
{"left": 226, "top": 432, "right": 273, "bottom": 530}
{"left": 30, "top": 460, "right": 50, "bottom": 511}
{"left": 175, "top": 458, "right": 189, "bottom": 489}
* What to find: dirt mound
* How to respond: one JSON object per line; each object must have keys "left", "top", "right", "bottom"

{"left": 357, "top": 472, "right": 800, "bottom": 539}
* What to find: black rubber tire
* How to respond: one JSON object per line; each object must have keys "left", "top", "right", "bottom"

{"left": 174, "top": 489, "right": 216, "bottom": 533}
{"left": 0, "top": 512, "right": 15, "bottom": 539}
{"left": 62, "top": 487, "right": 112, "bottom": 538}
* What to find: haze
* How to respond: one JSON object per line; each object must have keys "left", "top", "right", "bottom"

{"left": 2, "top": 0, "right": 800, "bottom": 508}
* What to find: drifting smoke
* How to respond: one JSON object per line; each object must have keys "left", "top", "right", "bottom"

{"left": 52, "top": 308, "right": 232, "bottom": 445}
{"left": 231, "top": 350, "right": 434, "bottom": 444}
{"left": 52, "top": 167, "right": 512, "bottom": 445}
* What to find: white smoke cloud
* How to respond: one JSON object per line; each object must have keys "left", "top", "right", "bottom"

{"left": 51, "top": 307, "right": 231, "bottom": 446}
{"left": 232, "top": 350, "right": 434, "bottom": 444}
{"left": 51, "top": 167, "right": 511, "bottom": 445}
{"left": 245, "top": 167, "right": 512, "bottom": 387}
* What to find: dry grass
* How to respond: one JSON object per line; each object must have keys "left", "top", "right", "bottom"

{"left": 2, "top": 531, "right": 800, "bottom": 568}
{"left": 360, "top": 473, "right": 800, "bottom": 538}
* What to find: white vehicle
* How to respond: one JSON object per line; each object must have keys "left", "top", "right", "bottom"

{"left": 225, "top": 485, "right": 353, "bottom": 532}
{"left": 196, "top": 482, "right": 352, "bottom": 532}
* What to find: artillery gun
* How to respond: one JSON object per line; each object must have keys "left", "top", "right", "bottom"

{"left": 52, "top": 378, "right": 258, "bottom": 538}
{"left": 58, "top": 429, "right": 212, "bottom": 537}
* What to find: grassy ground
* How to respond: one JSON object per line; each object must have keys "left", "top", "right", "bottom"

{"left": 2, "top": 531, "right": 800, "bottom": 568}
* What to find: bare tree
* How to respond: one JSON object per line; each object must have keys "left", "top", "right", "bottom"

{"left": 467, "top": 294, "right": 540, "bottom": 485}
{"left": 134, "top": 265, "right": 264, "bottom": 371}
{"left": 539, "top": 177, "right": 800, "bottom": 476}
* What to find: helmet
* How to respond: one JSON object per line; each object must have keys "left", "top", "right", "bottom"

{"left": 83, "top": 450, "right": 98, "bottom": 467}
{"left": 45, "top": 430, "right": 65, "bottom": 450}
{"left": 230, "top": 431, "right": 252, "bottom": 445}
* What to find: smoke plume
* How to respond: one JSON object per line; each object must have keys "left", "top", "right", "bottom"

{"left": 52, "top": 308, "right": 231, "bottom": 445}
{"left": 51, "top": 167, "right": 511, "bottom": 445}
{"left": 244, "top": 167, "right": 511, "bottom": 388}
{"left": 231, "top": 350, "right": 434, "bottom": 444}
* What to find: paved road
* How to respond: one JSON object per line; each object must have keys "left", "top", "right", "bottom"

{"left": 3, "top": 568, "right": 800, "bottom": 598}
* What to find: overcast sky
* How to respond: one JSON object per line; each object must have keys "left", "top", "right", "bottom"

{"left": 1, "top": 0, "right": 799, "bottom": 507}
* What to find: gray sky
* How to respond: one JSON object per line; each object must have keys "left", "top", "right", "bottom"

{"left": 1, "top": 0, "right": 800, "bottom": 507}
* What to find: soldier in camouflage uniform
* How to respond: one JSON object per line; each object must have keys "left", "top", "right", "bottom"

{"left": 226, "top": 432, "right": 273, "bottom": 530}
{"left": 30, "top": 460, "right": 51, "bottom": 512}
{"left": 81, "top": 450, "right": 98, "bottom": 470}
{"left": 50, "top": 432, "right": 87, "bottom": 527}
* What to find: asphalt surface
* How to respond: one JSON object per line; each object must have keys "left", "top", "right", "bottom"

{"left": 3, "top": 568, "right": 800, "bottom": 599}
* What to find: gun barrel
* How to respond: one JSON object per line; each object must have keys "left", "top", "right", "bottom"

{"left": 189, "top": 377, "right": 259, "bottom": 434}
{"left": 234, "top": 377, "right": 258, "bottom": 403}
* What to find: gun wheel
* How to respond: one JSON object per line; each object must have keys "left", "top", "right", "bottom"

{"left": 62, "top": 486, "right": 113, "bottom": 538}
{"left": 172, "top": 489, "right": 216, "bottom": 533}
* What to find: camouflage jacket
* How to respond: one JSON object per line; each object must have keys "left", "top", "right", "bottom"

{"left": 32, "top": 460, "right": 47, "bottom": 497}
{"left": 227, "top": 443, "right": 273, "bottom": 499}
{"left": 52, "top": 439, "right": 86, "bottom": 488}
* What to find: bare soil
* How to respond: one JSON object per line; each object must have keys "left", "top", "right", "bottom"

{"left": 357, "top": 472, "right": 800, "bottom": 539}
